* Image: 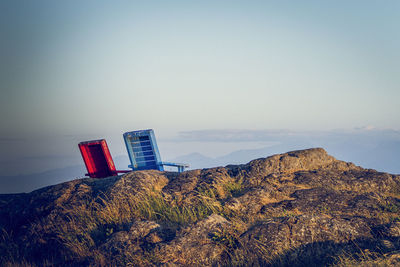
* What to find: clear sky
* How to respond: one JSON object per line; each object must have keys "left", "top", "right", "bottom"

{"left": 1, "top": 0, "right": 399, "bottom": 138}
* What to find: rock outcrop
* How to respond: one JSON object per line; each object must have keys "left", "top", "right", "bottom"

{"left": 1, "top": 148, "right": 400, "bottom": 266}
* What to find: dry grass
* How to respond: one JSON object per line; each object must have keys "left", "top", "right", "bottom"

{"left": 332, "top": 249, "right": 399, "bottom": 267}
{"left": 47, "top": 189, "right": 223, "bottom": 262}
{"left": 388, "top": 183, "right": 400, "bottom": 198}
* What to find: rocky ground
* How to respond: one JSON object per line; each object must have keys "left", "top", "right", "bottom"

{"left": 1, "top": 148, "right": 400, "bottom": 266}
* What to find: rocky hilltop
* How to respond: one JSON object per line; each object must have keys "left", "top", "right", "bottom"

{"left": 1, "top": 148, "right": 400, "bottom": 266}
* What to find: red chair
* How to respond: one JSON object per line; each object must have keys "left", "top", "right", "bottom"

{"left": 78, "top": 139, "right": 129, "bottom": 178}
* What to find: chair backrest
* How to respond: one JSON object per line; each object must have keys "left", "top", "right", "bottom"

{"left": 78, "top": 139, "right": 117, "bottom": 178}
{"left": 123, "top": 129, "right": 164, "bottom": 171}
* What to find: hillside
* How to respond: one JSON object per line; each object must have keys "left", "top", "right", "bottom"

{"left": 1, "top": 148, "right": 400, "bottom": 266}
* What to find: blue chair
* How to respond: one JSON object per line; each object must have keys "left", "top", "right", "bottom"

{"left": 123, "top": 129, "right": 189, "bottom": 173}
